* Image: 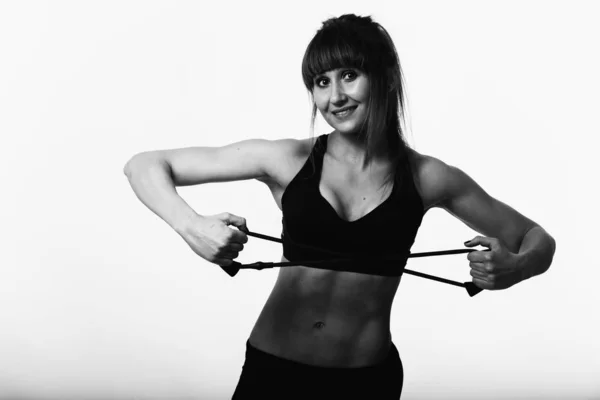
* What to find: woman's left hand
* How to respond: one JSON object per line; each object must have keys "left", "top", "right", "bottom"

{"left": 464, "top": 236, "right": 521, "bottom": 290}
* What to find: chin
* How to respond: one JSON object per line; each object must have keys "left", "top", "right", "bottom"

{"left": 336, "top": 127, "right": 360, "bottom": 136}
{"left": 331, "top": 121, "right": 363, "bottom": 136}
{"left": 334, "top": 117, "right": 366, "bottom": 135}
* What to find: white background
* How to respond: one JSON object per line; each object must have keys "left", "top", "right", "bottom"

{"left": 1, "top": 1, "right": 598, "bottom": 399}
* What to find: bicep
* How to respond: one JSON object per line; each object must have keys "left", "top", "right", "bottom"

{"left": 153, "top": 139, "right": 283, "bottom": 186}
{"left": 437, "top": 164, "right": 537, "bottom": 253}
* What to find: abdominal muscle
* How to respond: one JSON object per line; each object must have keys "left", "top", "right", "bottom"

{"left": 246, "top": 137, "right": 406, "bottom": 367}
{"left": 247, "top": 255, "right": 402, "bottom": 368}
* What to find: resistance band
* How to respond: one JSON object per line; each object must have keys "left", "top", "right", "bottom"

{"left": 220, "top": 230, "right": 484, "bottom": 297}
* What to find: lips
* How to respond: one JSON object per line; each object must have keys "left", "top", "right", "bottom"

{"left": 331, "top": 106, "right": 357, "bottom": 118}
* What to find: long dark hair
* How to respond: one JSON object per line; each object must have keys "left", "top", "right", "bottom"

{"left": 301, "top": 14, "right": 418, "bottom": 188}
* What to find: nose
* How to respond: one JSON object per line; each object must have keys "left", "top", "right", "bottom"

{"left": 330, "top": 80, "right": 347, "bottom": 106}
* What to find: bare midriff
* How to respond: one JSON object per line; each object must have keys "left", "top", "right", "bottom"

{"left": 248, "top": 255, "right": 402, "bottom": 368}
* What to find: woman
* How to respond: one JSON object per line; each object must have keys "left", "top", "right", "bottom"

{"left": 124, "top": 14, "right": 556, "bottom": 400}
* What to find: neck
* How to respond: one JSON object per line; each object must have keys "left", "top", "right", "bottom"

{"left": 328, "top": 130, "right": 392, "bottom": 171}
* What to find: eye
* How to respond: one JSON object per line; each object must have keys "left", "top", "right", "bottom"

{"left": 314, "top": 77, "right": 329, "bottom": 88}
{"left": 343, "top": 70, "right": 357, "bottom": 80}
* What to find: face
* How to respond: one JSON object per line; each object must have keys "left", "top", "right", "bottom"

{"left": 312, "top": 68, "right": 369, "bottom": 135}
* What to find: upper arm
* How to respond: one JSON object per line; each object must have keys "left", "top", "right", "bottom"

{"left": 133, "top": 138, "right": 298, "bottom": 187}
{"left": 417, "top": 154, "right": 538, "bottom": 253}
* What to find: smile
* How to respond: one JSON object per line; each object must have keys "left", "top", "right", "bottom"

{"left": 332, "top": 106, "right": 357, "bottom": 118}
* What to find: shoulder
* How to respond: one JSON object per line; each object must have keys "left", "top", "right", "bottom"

{"left": 407, "top": 148, "right": 467, "bottom": 210}
{"left": 266, "top": 136, "right": 313, "bottom": 164}
{"left": 259, "top": 136, "right": 313, "bottom": 185}
{"left": 262, "top": 136, "right": 303, "bottom": 155}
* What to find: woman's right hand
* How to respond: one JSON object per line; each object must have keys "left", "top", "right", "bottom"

{"left": 179, "top": 212, "right": 249, "bottom": 267}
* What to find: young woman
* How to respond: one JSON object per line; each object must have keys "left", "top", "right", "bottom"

{"left": 124, "top": 14, "right": 556, "bottom": 400}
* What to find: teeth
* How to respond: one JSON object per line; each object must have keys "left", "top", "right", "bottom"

{"left": 334, "top": 107, "right": 354, "bottom": 116}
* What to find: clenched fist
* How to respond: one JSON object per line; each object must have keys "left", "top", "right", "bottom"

{"left": 179, "top": 212, "right": 249, "bottom": 267}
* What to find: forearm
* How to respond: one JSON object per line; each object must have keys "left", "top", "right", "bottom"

{"left": 124, "top": 153, "right": 200, "bottom": 233}
{"left": 516, "top": 225, "right": 556, "bottom": 281}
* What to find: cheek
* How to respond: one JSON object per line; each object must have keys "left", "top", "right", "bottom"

{"left": 348, "top": 78, "right": 370, "bottom": 100}
{"left": 313, "top": 96, "right": 328, "bottom": 114}
{"left": 357, "top": 83, "right": 370, "bottom": 101}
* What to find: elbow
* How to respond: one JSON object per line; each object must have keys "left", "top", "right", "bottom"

{"left": 123, "top": 154, "right": 142, "bottom": 178}
{"left": 538, "top": 233, "right": 556, "bottom": 277}
{"left": 546, "top": 235, "right": 557, "bottom": 272}
{"left": 123, "top": 151, "right": 163, "bottom": 178}
{"left": 123, "top": 156, "right": 135, "bottom": 177}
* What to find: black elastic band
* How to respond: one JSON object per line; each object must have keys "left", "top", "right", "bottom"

{"left": 220, "top": 230, "right": 483, "bottom": 297}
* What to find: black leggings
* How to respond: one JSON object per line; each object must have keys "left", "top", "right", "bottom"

{"left": 232, "top": 339, "right": 404, "bottom": 400}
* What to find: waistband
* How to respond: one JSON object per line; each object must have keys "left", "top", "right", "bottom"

{"left": 243, "top": 339, "right": 400, "bottom": 372}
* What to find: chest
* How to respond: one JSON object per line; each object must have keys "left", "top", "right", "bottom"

{"left": 269, "top": 150, "right": 434, "bottom": 215}
{"left": 276, "top": 143, "right": 428, "bottom": 278}
{"left": 317, "top": 155, "right": 396, "bottom": 223}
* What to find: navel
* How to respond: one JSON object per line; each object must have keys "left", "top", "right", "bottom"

{"left": 313, "top": 321, "right": 325, "bottom": 329}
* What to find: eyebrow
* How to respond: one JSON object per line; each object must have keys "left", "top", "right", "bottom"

{"left": 316, "top": 67, "right": 359, "bottom": 76}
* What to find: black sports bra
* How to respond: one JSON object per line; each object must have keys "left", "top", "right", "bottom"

{"left": 216, "top": 134, "right": 483, "bottom": 297}
{"left": 280, "top": 133, "right": 425, "bottom": 276}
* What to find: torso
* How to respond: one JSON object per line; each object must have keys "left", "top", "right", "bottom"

{"left": 249, "top": 134, "right": 438, "bottom": 367}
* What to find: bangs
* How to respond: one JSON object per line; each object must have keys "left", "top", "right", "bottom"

{"left": 301, "top": 29, "right": 370, "bottom": 90}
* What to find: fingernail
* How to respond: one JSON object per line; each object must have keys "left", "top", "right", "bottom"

{"left": 464, "top": 240, "right": 470, "bottom": 245}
